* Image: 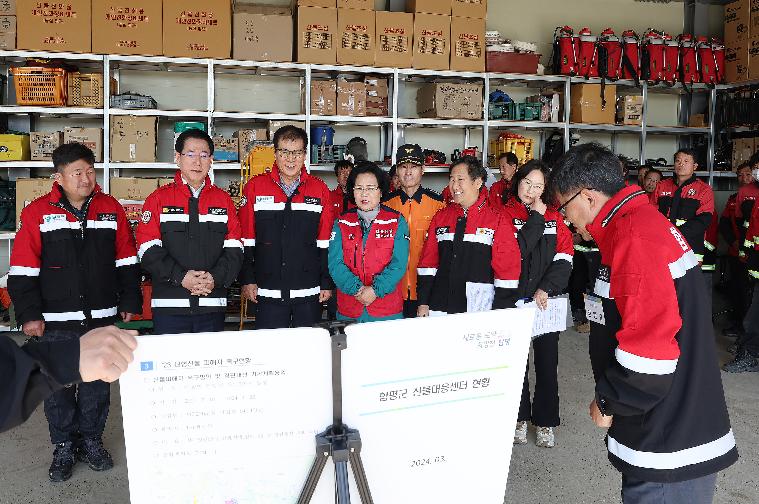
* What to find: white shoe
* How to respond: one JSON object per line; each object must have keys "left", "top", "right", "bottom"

{"left": 514, "top": 421, "right": 527, "bottom": 445}
{"left": 535, "top": 426, "right": 555, "bottom": 448}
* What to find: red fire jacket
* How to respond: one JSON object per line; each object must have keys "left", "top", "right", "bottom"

{"left": 487, "top": 178, "right": 511, "bottom": 209}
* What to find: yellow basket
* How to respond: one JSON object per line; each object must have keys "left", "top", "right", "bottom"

{"left": 10, "top": 67, "right": 67, "bottom": 106}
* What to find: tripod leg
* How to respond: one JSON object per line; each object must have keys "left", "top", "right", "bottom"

{"left": 334, "top": 460, "right": 352, "bottom": 504}
{"left": 348, "top": 449, "right": 374, "bottom": 504}
{"left": 297, "top": 449, "right": 330, "bottom": 504}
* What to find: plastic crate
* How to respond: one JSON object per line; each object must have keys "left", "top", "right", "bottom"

{"left": 66, "top": 73, "right": 106, "bottom": 108}
{"left": 10, "top": 67, "right": 67, "bottom": 106}
{"left": 110, "top": 93, "right": 157, "bottom": 110}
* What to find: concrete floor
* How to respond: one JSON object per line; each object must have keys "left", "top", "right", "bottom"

{"left": 0, "top": 327, "right": 757, "bottom": 504}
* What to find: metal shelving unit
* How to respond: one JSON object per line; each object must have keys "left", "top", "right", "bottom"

{"left": 0, "top": 48, "right": 727, "bottom": 243}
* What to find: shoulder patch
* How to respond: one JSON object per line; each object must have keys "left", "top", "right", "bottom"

{"left": 142, "top": 210, "right": 152, "bottom": 224}
{"left": 239, "top": 196, "right": 248, "bottom": 207}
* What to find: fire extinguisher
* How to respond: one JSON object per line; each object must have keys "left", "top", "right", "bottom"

{"left": 712, "top": 38, "right": 726, "bottom": 84}
{"left": 678, "top": 34, "right": 700, "bottom": 87}
{"left": 662, "top": 33, "right": 680, "bottom": 85}
{"left": 577, "top": 27, "right": 599, "bottom": 78}
{"left": 641, "top": 30, "right": 665, "bottom": 83}
{"left": 599, "top": 28, "right": 623, "bottom": 80}
{"left": 552, "top": 26, "right": 577, "bottom": 76}
{"left": 697, "top": 36, "right": 719, "bottom": 86}
{"left": 621, "top": 30, "right": 641, "bottom": 82}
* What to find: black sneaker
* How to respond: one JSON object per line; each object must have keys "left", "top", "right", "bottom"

{"left": 723, "top": 350, "right": 759, "bottom": 373}
{"left": 76, "top": 437, "right": 113, "bottom": 471}
{"left": 727, "top": 342, "right": 739, "bottom": 355}
{"left": 49, "top": 441, "right": 76, "bottom": 482}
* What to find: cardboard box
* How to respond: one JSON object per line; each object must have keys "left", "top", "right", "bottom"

{"left": 750, "top": 35, "right": 759, "bottom": 78}
{"left": 64, "top": 127, "right": 103, "bottom": 162}
{"left": 688, "top": 114, "right": 707, "bottom": 127}
{"left": 619, "top": 95, "right": 643, "bottom": 126}
{"left": 365, "top": 76, "right": 388, "bottom": 116}
{"left": 338, "top": 8, "right": 375, "bottom": 66}
{"left": 297, "top": 6, "right": 337, "bottom": 64}
{"left": 726, "top": 38, "right": 750, "bottom": 82}
{"left": 233, "top": 5, "right": 292, "bottom": 62}
{"left": 726, "top": 0, "right": 750, "bottom": 44}
{"left": 234, "top": 128, "right": 269, "bottom": 160}
{"left": 570, "top": 84, "right": 617, "bottom": 124}
{"left": 337, "top": 79, "right": 366, "bottom": 116}
{"left": 375, "top": 11, "right": 413, "bottom": 68}
{"left": 752, "top": 0, "right": 759, "bottom": 36}
{"left": 17, "top": 0, "right": 91, "bottom": 53}
{"left": 163, "top": 0, "right": 231, "bottom": 59}
{"left": 213, "top": 136, "right": 239, "bottom": 162}
{"left": 30, "top": 132, "right": 63, "bottom": 161}
{"left": 0, "top": 14, "right": 15, "bottom": 49}
{"left": 338, "top": 0, "right": 373, "bottom": 8}
{"left": 733, "top": 137, "right": 755, "bottom": 168}
{"left": 309, "top": 80, "right": 337, "bottom": 115}
{"left": 417, "top": 82, "right": 482, "bottom": 119}
{"left": 450, "top": 16, "right": 485, "bottom": 72}
{"left": 296, "top": 0, "right": 335, "bottom": 6}
{"left": 0, "top": 134, "right": 29, "bottom": 160}
{"left": 412, "top": 13, "right": 450, "bottom": 71}
{"left": 110, "top": 116, "right": 157, "bottom": 162}
{"left": 268, "top": 120, "right": 306, "bottom": 140}
{"left": 16, "top": 178, "right": 54, "bottom": 230}
{"left": 407, "top": 0, "right": 451, "bottom": 15}
{"left": 0, "top": 0, "right": 15, "bottom": 15}
{"left": 452, "top": 0, "right": 486, "bottom": 19}
{"left": 109, "top": 177, "right": 159, "bottom": 201}
{"left": 92, "top": 0, "right": 162, "bottom": 56}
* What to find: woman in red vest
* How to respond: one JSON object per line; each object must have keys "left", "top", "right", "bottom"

{"left": 328, "top": 161, "right": 410, "bottom": 323}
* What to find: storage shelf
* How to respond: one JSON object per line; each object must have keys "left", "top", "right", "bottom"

{"left": 109, "top": 108, "right": 208, "bottom": 118}
{"left": 212, "top": 111, "right": 306, "bottom": 121}
{"left": 398, "top": 118, "right": 484, "bottom": 127}
{"left": 570, "top": 123, "right": 641, "bottom": 133}
{"left": 0, "top": 162, "right": 105, "bottom": 168}
{"left": 310, "top": 115, "right": 392, "bottom": 125}
{"left": 0, "top": 232, "right": 16, "bottom": 241}
{"left": 488, "top": 72, "right": 567, "bottom": 83}
{"left": 646, "top": 126, "right": 710, "bottom": 135}
{"left": 398, "top": 68, "right": 485, "bottom": 80}
{"left": 0, "top": 106, "right": 103, "bottom": 116}
{"left": 489, "top": 120, "right": 564, "bottom": 129}
{"left": 0, "top": 49, "right": 103, "bottom": 61}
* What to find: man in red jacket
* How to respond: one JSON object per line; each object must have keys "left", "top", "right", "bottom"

{"left": 551, "top": 143, "right": 736, "bottom": 503}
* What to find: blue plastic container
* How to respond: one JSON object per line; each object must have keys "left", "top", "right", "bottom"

{"left": 311, "top": 126, "right": 335, "bottom": 146}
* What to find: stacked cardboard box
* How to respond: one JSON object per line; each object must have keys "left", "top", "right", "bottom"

{"left": 15, "top": 178, "right": 55, "bottom": 230}
{"left": 17, "top": 0, "right": 91, "bottom": 53}
{"left": 617, "top": 95, "right": 643, "bottom": 126}
{"left": 297, "top": 6, "right": 338, "bottom": 64}
{"left": 412, "top": 13, "right": 450, "bottom": 71}
{"left": 30, "top": 132, "right": 63, "bottom": 161}
{"left": 733, "top": 137, "right": 756, "bottom": 168}
{"left": 417, "top": 82, "right": 482, "bottom": 119}
{"left": 92, "top": 0, "right": 162, "bottom": 56}
{"left": 110, "top": 116, "right": 157, "bottom": 162}
{"left": 234, "top": 128, "right": 268, "bottom": 160}
{"left": 309, "top": 80, "right": 338, "bottom": 115}
{"left": 725, "top": 0, "right": 754, "bottom": 82}
{"left": 365, "top": 77, "right": 388, "bottom": 116}
{"left": 233, "top": 5, "right": 292, "bottom": 62}
{"left": 163, "top": 0, "right": 231, "bottom": 59}
{"left": 337, "top": 7, "right": 375, "bottom": 66}
{"left": 64, "top": 128, "right": 103, "bottom": 162}
{"left": 337, "top": 79, "right": 366, "bottom": 116}
{"left": 375, "top": 11, "right": 413, "bottom": 68}
{"left": 570, "top": 84, "right": 617, "bottom": 124}
{"left": 0, "top": 9, "right": 15, "bottom": 50}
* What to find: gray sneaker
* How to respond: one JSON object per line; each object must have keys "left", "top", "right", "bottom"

{"left": 535, "top": 426, "right": 555, "bottom": 448}
{"left": 514, "top": 421, "right": 527, "bottom": 445}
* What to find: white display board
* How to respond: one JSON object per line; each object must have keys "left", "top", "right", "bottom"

{"left": 341, "top": 309, "right": 535, "bottom": 504}
{"left": 119, "top": 329, "right": 334, "bottom": 504}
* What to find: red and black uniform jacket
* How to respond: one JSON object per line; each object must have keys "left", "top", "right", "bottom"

{"left": 9, "top": 183, "right": 141, "bottom": 330}
{"left": 500, "top": 199, "right": 574, "bottom": 299}
{"left": 487, "top": 178, "right": 510, "bottom": 209}
{"left": 135, "top": 172, "right": 243, "bottom": 315}
{"left": 735, "top": 182, "right": 759, "bottom": 261}
{"left": 238, "top": 164, "right": 334, "bottom": 303}
{"left": 718, "top": 192, "right": 739, "bottom": 258}
{"left": 416, "top": 191, "right": 521, "bottom": 314}
{"left": 336, "top": 207, "right": 404, "bottom": 318}
{"left": 652, "top": 177, "right": 714, "bottom": 264}
{"left": 703, "top": 210, "right": 718, "bottom": 272}
{"left": 329, "top": 186, "right": 354, "bottom": 219}
{"left": 589, "top": 186, "right": 737, "bottom": 483}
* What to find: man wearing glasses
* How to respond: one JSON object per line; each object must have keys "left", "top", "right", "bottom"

{"left": 136, "top": 129, "right": 243, "bottom": 335}
{"left": 238, "top": 126, "right": 334, "bottom": 329}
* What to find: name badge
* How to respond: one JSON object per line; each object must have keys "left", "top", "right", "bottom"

{"left": 585, "top": 294, "right": 605, "bottom": 326}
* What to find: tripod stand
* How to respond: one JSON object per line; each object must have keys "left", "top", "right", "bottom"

{"left": 297, "top": 320, "right": 374, "bottom": 504}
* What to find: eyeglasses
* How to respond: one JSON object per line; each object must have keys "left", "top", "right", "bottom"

{"left": 520, "top": 178, "right": 545, "bottom": 192}
{"left": 353, "top": 186, "right": 380, "bottom": 193}
{"left": 181, "top": 152, "right": 211, "bottom": 161}
{"left": 276, "top": 148, "right": 307, "bottom": 159}
{"left": 557, "top": 188, "right": 591, "bottom": 216}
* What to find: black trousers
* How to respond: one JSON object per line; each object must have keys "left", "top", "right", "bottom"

{"left": 255, "top": 300, "right": 322, "bottom": 329}
{"left": 152, "top": 312, "right": 225, "bottom": 335}
{"left": 727, "top": 257, "right": 750, "bottom": 325}
{"left": 740, "top": 283, "right": 759, "bottom": 356}
{"left": 403, "top": 299, "right": 418, "bottom": 319}
{"left": 518, "top": 331, "right": 560, "bottom": 427}
{"left": 42, "top": 329, "right": 110, "bottom": 445}
{"left": 568, "top": 253, "right": 589, "bottom": 322}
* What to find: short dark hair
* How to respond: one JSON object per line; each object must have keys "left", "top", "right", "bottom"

{"left": 498, "top": 152, "right": 519, "bottom": 166}
{"left": 646, "top": 168, "right": 663, "bottom": 179}
{"left": 737, "top": 162, "right": 751, "bottom": 173}
{"left": 334, "top": 159, "right": 353, "bottom": 176}
{"left": 388, "top": 164, "right": 397, "bottom": 179}
{"left": 549, "top": 143, "right": 626, "bottom": 198}
{"left": 509, "top": 159, "right": 550, "bottom": 204}
{"left": 346, "top": 161, "right": 390, "bottom": 204}
{"left": 52, "top": 142, "right": 95, "bottom": 173}
{"left": 450, "top": 155, "right": 487, "bottom": 185}
{"left": 273, "top": 125, "right": 308, "bottom": 150}
{"left": 175, "top": 128, "right": 213, "bottom": 154}
{"left": 674, "top": 148, "right": 699, "bottom": 164}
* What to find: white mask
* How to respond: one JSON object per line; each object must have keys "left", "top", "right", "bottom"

{"left": 752, "top": 168, "right": 759, "bottom": 182}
